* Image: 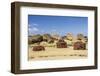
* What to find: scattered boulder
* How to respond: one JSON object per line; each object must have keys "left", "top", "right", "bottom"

{"left": 33, "top": 46, "right": 45, "bottom": 51}
{"left": 48, "top": 39, "right": 54, "bottom": 44}
{"left": 31, "top": 34, "right": 43, "bottom": 44}
{"left": 40, "top": 41, "right": 48, "bottom": 46}
{"left": 77, "top": 34, "right": 84, "bottom": 40}
{"left": 65, "top": 40, "right": 73, "bottom": 46}
{"left": 73, "top": 41, "right": 86, "bottom": 50}
{"left": 56, "top": 39, "right": 67, "bottom": 48}
{"left": 43, "top": 34, "right": 52, "bottom": 42}
{"left": 52, "top": 34, "right": 60, "bottom": 40}
{"left": 28, "top": 37, "right": 33, "bottom": 44}
{"left": 65, "top": 33, "right": 73, "bottom": 46}
{"left": 84, "top": 36, "right": 88, "bottom": 43}
{"left": 66, "top": 33, "right": 73, "bottom": 41}
{"left": 62, "top": 36, "right": 67, "bottom": 40}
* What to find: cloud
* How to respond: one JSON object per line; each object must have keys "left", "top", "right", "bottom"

{"left": 32, "top": 27, "right": 39, "bottom": 31}
{"left": 32, "top": 23, "right": 38, "bottom": 26}
{"left": 28, "top": 24, "right": 39, "bottom": 35}
{"left": 28, "top": 23, "right": 39, "bottom": 28}
{"left": 29, "top": 27, "right": 39, "bottom": 32}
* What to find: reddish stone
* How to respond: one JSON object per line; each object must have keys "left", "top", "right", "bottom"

{"left": 33, "top": 46, "right": 45, "bottom": 51}
{"left": 73, "top": 42, "right": 86, "bottom": 50}
{"left": 56, "top": 39, "right": 67, "bottom": 48}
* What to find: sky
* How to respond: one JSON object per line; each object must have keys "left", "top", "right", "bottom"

{"left": 28, "top": 15, "right": 88, "bottom": 36}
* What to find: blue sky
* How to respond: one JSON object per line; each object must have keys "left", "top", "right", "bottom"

{"left": 28, "top": 15, "right": 88, "bottom": 36}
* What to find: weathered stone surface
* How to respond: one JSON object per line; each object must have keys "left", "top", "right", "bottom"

{"left": 62, "top": 36, "right": 67, "bottom": 40}
{"left": 65, "top": 40, "right": 73, "bottom": 46}
{"left": 33, "top": 46, "right": 45, "bottom": 51}
{"left": 73, "top": 41, "right": 86, "bottom": 50}
{"left": 56, "top": 39, "right": 67, "bottom": 48}
{"left": 48, "top": 39, "right": 54, "bottom": 44}
{"left": 43, "top": 34, "right": 52, "bottom": 42}
{"left": 51, "top": 32, "right": 60, "bottom": 40}
{"left": 84, "top": 36, "right": 88, "bottom": 43}
{"left": 28, "top": 37, "right": 33, "bottom": 44}
{"left": 29, "top": 34, "right": 43, "bottom": 44}
{"left": 77, "top": 34, "right": 84, "bottom": 40}
{"left": 66, "top": 33, "right": 73, "bottom": 41}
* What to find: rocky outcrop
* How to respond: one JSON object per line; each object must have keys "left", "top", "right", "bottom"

{"left": 48, "top": 39, "right": 54, "bottom": 44}
{"left": 77, "top": 34, "right": 84, "bottom": 40}
{"left": 56, "top": 39, "right": 67, "bottom": 48}
{"left": 83, "top": 36, "right": 88, "bottom": 43}
{"left": 52, "top": 34, "right": 60, "bottom": 40}
{"left": 66, "top": 33, "right": 73, "bottom": 46}
{"left": 43, "top": 34, "right": 52, "bottom": 42}
{"left": 66, "top": 33, "right": 73, "bottom": 41}
{"left": 29, "top": 34, "right": 43, "bottom": 44}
